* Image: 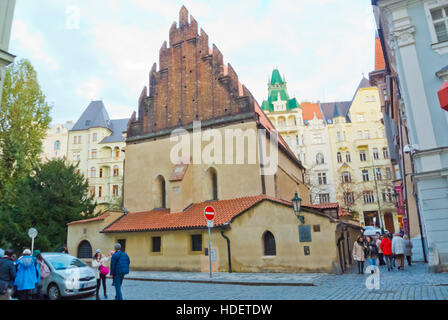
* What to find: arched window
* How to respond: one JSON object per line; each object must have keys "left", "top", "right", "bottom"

{"left": 263, "top": 231, "right": 276, "bottom": 256}
{"left": 346, "top": 152, "right": 351, "bottom": 162}
{"left": 54, "top": 140, "right": 61, "bottom": 151}
{"left": 337, "top": 152, "right": 342, "bottom": 163}
{"left": 342, "top": 171, "right": 351, "bottom": 183}
{"left": 90, "top": 167, "right": 96, "bottom": 178}
{"left": 114, "top": 148, "right": 120, "bottom": 159}
{"left": 77, "top": 240, "right": 92, "bottom": 259}
{"left": 205, "top": 167, "right": 218, "bottom": 201}
{"left": 154, "top": 175, "right": 166, "bottom": 208}
{"left": 113, "top": 165, "right": 119, "bottom": 177}
{"left": 316, "top": 153, "right": 324, "bottom": 164}
{"left": 278, "top": 117, "right": 286, "bottom": 127}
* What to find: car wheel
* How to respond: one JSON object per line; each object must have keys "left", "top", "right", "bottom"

{"left": 47, "top": 283, "right": 61, "bottom": 300}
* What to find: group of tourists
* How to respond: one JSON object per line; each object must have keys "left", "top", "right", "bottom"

{"left": 352, "top": 231, "right": 413, "bottom": 274}
{"left": 0, "top": 242, "right": 130, "bottom": 300}
{"left": 0, "top": 248, "right": 50, "bottom": 300}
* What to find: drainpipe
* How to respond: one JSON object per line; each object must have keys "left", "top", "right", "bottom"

{"left": 219, "top": 223, "right": 232, "bottom": 273}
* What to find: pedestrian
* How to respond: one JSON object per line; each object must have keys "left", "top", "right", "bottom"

{"left": 403, "top": 235, "right": 413, "bottom": 266}
{"left": 13, "top": 249, "right": 40, "bottom": 300}
{"left": 110, "top": 243, "right": 130, "bottom": 300}
{"left": 0, "top": 249, "right": 16, "bottom": 300}
{"left": 34, "top": 251, "right": 50, "bottom": 299}
{"left": 365, "top": 236, "right": 379, "bottom": 273}
{"left": 92, "top": 249, "right": 110, "bottom": 300}
{"left": 376, "top": 233, "right": 385, "bottom": 266}
{"left": 380, "top": 233, "right": 394, "bottom": 271}
{"left": 352, "top": 236, "right": 366, "bottom": 274}
{"left": 392, "top": 233, "right": 405, "bottom": 270}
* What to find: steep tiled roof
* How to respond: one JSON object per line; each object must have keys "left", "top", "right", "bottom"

{"left": 254, "top": 101, "right": 289, "bottom": 150}
{"left": 375, "top": 36, "right": 386, "bottom": 71}
{"left": 319, "top": 101, "right": 351, "bottom": 124}
{"left": 301, "top": 102, "right": 323, "bottom": 121}
{"left": 100, "top": 118, "right": 129, "bottom": 143}
{"left": 71, "top": 100, "right": 112, "bottom": 132}
{"left": 67, "top": 212, "right": 111, "bottom": 225}
{"left": 102, "top": 195, "right": 296, "bottom": 233}
{"left": 270, "top": 68, "right": 284, "bottom": 85}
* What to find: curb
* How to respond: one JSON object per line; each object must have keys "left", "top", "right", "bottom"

{"left": 119, "top": 277, "right": 316, "bottom": 286}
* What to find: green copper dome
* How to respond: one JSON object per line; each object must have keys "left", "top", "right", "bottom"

{"left": 262, "top": 68, "right": 300, "bottom": 112}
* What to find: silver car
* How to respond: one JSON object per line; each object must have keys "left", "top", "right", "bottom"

{"left": 39, "top": 253, "right": 97, "bottom": 300}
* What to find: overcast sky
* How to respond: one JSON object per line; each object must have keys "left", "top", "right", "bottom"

{"left": 9, "top": 0, "right": 377, "bottom": 124}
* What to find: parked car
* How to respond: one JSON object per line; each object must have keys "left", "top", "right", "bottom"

{"left": 362, "top": 226, "right": 388, "bottom": 237}
{"left": 39, "top": 253, "right": 96, "bottom": 300}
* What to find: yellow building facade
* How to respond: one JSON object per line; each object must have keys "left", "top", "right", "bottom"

{"left": 327, "top": 78, "right": 399, "bottom": 232}
{"left": 67, "top": 101, "right": 128, "bottom": 206}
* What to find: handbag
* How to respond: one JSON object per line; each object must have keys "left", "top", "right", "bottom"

{"left": 99, "top": 264, "right": 110, "bottom": 276}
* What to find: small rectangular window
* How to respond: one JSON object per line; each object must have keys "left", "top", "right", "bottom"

{"left": 313, "top": 225, "right": 321, "bottom": 232}
{"left": 191, "top": 235, "right": 202, "bottom": 252}
{"left": 152, "top": 237, "right": 161, "bottom": 253}
{"left": 298, "top": 225, "right": 312, "bottom": 242}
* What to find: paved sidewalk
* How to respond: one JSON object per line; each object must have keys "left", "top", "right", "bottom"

{"left": 125, "top": 270, "right": 322, "bottom": 286}
{"left": 123, "top": 262, "right": 447, "bottom": 288}
{"left": 89, "top": 262, "right": 448, "bottom": 300}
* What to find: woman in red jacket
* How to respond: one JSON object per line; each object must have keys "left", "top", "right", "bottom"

{"left": 380, "top": 233, "right": 393, "bottom": 271}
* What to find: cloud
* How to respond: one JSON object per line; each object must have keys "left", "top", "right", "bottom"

{"left": 9, "top": 0, "right": 377, "bottom": 124}
{"left": 11, "top": 19, "right": 60, "bottom": 70}
{"left": 76, "top": 76, "right": 105, "bottom": 101}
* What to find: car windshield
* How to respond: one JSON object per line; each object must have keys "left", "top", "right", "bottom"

{"left": 43, "top": 254, "right": 87, "bottom": 270}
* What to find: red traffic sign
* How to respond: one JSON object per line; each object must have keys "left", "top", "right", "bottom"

{"left": 204, "top": 206, "right": 215, "bottom": 221}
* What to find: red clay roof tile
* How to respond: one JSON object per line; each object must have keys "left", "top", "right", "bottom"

{"left": 102, "top": 195, "right": 293, "bottom": 233}
{"left": 67, "top": 212, "right": 110, "bottom": 225}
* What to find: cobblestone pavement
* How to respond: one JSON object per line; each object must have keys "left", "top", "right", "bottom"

{"left": 83, "top": 262, "right": 448, "bottom": 300}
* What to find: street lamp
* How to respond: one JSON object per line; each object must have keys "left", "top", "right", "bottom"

{"left": 292, "top": 192, "right": 304, "bottom": 224}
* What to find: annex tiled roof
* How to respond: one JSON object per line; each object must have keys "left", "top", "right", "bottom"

{"left": 67, "top": 212, "right": 111, "bottom": 225}
{"left": 305, "top": 203, "right": 339, "bottom": 209}
{"left": 102, "top": 195, "right": 294, "bottom": 233}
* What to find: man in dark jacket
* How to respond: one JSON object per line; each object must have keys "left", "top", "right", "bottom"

{"left": 110, "top": 243, "right": 130, "bottom": 300}
{"left": 0, "top": 249, "right": 16, "bottom": 300}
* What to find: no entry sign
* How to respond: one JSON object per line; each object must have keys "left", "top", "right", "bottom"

{"left": 204, "top": 206, "right": 215, "bottom": 221}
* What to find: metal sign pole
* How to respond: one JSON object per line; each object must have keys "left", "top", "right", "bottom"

{"left": 31, "top": 236, "right": 35, "bottom": 253}
{"left": 208, "top": 225, "right": 212, "bottom": 278}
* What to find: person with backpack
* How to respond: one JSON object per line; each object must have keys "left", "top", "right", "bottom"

{"left": 110, "top": 243, "right": 130, "bottom": 300}
{"left": 365, "top": 236, "right": 378, "bottom": 273}
{"left": 34, "top": 251, "right": 50, "bottom": 299}
{"left": 92, "top": 249, "right": 110, "bottom": 300}
{"left": 14, "top": 249, "right": 40, "bottom": 300}
{"left": 380, "top": 233, "right": 394, "bottom": 271}
{"left": 0, "top": 249, "right": 16, "bottom": 300}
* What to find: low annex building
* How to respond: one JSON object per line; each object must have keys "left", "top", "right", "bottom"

{"left": 67, "top": 6, "right": 361, "bottom": 274}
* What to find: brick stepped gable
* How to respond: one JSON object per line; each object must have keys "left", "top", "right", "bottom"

{"left": 128, "top": 6, "right": 258, "bottom": 139}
